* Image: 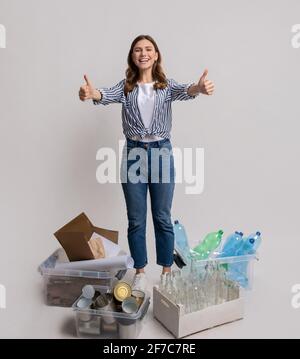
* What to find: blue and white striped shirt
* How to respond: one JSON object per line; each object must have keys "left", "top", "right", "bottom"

{"left": 93, "top": 78, "right": 200, "bottom": 139}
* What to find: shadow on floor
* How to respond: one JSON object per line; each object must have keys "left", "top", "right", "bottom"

{"left": 60, "top": 316, "right": 77, "bottom": 338}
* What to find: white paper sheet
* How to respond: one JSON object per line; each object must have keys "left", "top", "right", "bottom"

{"left": 55, "top": 254, "right": 134, "bottom": 271}
{"left": 55, "top": 236, "right": 134, "bottom": 271}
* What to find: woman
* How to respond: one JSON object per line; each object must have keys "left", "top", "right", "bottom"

{"left": 79, "top": 34, "right": 214, "bottom": 290}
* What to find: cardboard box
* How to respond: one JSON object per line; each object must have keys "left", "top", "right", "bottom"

{"left": 39, "top": 213, "right": 123, "bottom": 307}
{"left": 153, "top": 286, "right": 244, "bottom": 338}
{"left": 54, "top": 212, "right": 118, "bottom": 261}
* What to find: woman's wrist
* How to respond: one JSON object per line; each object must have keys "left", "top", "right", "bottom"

{"left": 187, "top": 84, "right": 201, "bottom": 96}
{"left": 92, "top": 89, "right": 101, "bottom": 101}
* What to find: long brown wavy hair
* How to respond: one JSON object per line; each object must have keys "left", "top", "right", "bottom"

{"left": 124, "top": 35, "right": 168, "bottom": 95}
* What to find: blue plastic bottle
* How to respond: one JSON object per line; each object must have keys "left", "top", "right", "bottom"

{"left": 173, "top": 220, "right": 190, "bottom": 262}
{"left": 229, "top": 231, "right": 262, "bottom": 288}
{"left": 218, "top": 231, "right": 244, "bottom": 257}
{"left": 236, "top": 231, "right": 261, "bottom": 255}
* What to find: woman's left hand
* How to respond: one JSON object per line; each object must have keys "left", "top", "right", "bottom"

{"left": 197, "top": 69, "right": 215, "bottom": 95}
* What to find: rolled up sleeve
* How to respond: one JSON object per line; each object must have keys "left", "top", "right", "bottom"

{"left": 93, "top": 79, "right": 125, "bottom": 106}
{"left": 168, "top": 78, "right": 200, "bottom": 101}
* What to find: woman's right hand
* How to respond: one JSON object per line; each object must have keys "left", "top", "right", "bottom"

{"left": 79, "top": 74, "right": 101, "bottom": 101}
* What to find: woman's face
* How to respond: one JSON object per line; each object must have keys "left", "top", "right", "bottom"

{"left": 132, "top": 39, "right": 158, "bottom": 72}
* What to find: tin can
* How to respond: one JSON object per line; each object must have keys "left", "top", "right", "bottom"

{"left": 94, "top": 293, "right": 109, "bottom": 309}
{"left": 76, "top": 297, "right": 92, "bottom": 309}
{"left": 131, "top": 290, "right": 145, "bottom": 308}
{"left": 101, "top": 320, "right": 118, "bottom": 335}
{"left": 113, "top": 282, "right": 132, "bottom": 302}
{"left": 122, "top": 296, "right": 139, "bottom": 314}
{"left": 81, "top": 285, "right": 95, "bottom": 299}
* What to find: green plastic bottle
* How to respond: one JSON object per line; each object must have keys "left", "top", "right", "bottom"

{"left": 192, "top": 230, "right": 224, "bottom": 260}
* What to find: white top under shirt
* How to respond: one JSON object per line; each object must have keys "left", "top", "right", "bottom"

{"left": 130, "top": 82, "right": 164, "bottom": 142}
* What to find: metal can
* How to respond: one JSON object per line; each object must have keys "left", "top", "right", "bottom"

{"left": 113, "top": 282, "right": 132, "bottom": 302}
{"left": 101, "top": 320, "right": 118, "bottom": 335}
{"left": 122, "top": 296, "right": 139, "bottom": 314}
{"left": 131, "top": 290, "right": 145, "bottom": 308}
{"left": 94, "top": 293, "right": 109, "bottom": 309}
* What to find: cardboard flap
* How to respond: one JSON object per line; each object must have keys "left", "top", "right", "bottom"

{"left": 93, "top": 226, "right": 118, "bottom": 244}
{"left": 54, "top": 232, "right": 95, "bottom": 261}
{"left": 54, "top": 213, "right": 93, "bottom": 240}
{"left": 54, "top": 212, "right": 119, "bottom": 262}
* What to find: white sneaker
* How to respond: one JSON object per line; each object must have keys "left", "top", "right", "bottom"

{"left": 132, "top": 273, "right": 147, "bottom": 292}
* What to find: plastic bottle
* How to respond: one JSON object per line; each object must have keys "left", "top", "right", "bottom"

{"left": 192, "top": 230, "right": 224, "bottom": 260}
{"left": 228, "top": 231, "right": 262, "bottom": 288}
{"left": 218, "top": 231, "right": 244, "bottom": 258}
{"left": 173, "top": 220, "right": 190, "bottom": 260}
{"left": 236, "top": 231, "right": 261, "bottom": 255}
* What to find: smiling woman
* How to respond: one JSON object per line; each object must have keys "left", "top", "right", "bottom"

{"left": 79, "top": 34, "right": 214, "bottom": 289}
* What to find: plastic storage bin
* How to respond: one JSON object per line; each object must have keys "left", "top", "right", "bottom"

{"left": 154, "top": 254, "right": 258, "bottom": 338}
{"left": 39, "top": 248, "right": 124, "bottom": 307}
{"left": 184, "top": 253, "right": 258, "bottom": 290}
{"left": 72, "top": 285, "right": 150, "bottom": 339}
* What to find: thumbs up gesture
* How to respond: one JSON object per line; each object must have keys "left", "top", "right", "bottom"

{"left": 197, "top": 69, "right": 215, "bottom": 95}
{"left": 79, "top": 74, "right": 99, "bottom": 101}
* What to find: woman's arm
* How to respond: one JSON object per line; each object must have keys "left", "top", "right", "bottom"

{"left": 92, "top": 79, "right": 125, "bottom": 106}
{"left": 79, "top": 75, "right": 125, "bottom": 105}
{"left": 169, "top": 79, "right": 200, "bottom": 101}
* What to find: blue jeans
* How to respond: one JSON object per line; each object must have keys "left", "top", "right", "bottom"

{"left": 121, "top": 138, "right": 175, "bottom": 269}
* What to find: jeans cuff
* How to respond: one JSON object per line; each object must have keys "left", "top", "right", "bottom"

{"left": 157, "top": 260, "right": 173, "bottom": 267}
{"left": 134, "top": 261, "right": 148, "bottom": 269}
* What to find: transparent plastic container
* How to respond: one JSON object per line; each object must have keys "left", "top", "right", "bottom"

{"left": 72, "top": 285, "right": 150, "bottom": 339}
{"left": 184, "top": 253, "right": 258, "bottom": 290}
{"left": 39, "top": 248, "right": 125, "bottom": 307}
